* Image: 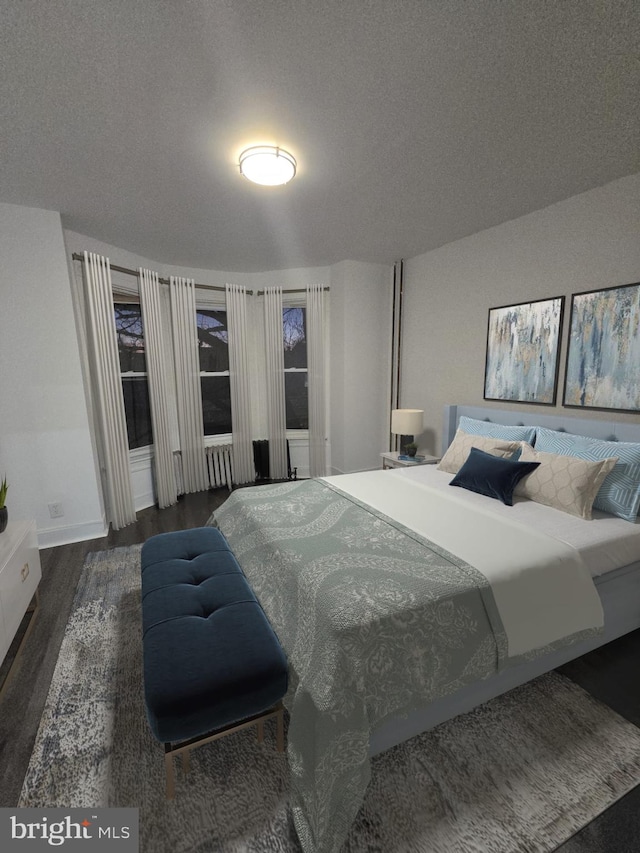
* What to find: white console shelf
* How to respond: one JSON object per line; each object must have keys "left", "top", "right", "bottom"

{"left": 0, "top": 520, "right": 42, "bottom": 676}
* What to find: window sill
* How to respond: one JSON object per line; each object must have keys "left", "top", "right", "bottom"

{"left": 203, "top": 432, "right": 309, "bottom": 446}
{"left": 129, "top": 445, "right": 154, "bottom": 473}
{"left": 129, "top": 445, "right": 153, "bottom": 462}
{"left": 204, "top": 434, "right": 233, "bottom": 447}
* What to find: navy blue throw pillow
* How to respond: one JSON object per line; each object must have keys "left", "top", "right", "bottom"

{"left": 450, "top": 447, "right": 540, "bottom": 506}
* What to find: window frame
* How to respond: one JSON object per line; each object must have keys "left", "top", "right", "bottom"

{"left": 283, "top": 303, "right": 309, "bottom": 432}
{"left": 113, "top": 295, "right": 153, "bottom": 452}
{"left": 195, "top": 303, "right": 233, "bottom": 441}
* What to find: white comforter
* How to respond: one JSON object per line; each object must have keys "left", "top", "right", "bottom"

{"left": 322, "top": 465, "right": 604, "bottom": 658}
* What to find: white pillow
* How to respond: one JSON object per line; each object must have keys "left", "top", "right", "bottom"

{"left": 514, "top": 444, "right": 618, "bottom": 519}
{"left": 438, "top": 429, "right": 521, "bottom": 475}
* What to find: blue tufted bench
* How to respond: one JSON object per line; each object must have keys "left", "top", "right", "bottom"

{"left": 141, "top": 526, "right": 288, "bottom": 797}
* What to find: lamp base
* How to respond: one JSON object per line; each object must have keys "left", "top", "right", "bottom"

{"left": 398, "top": 435, "right": 416, "bottom": 455}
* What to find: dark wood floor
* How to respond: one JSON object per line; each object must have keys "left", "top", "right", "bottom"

{"left": 1, "top": 487, "right": 639, "bottom": 850}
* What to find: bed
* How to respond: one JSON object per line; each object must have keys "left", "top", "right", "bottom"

{"left": 211, "top": 405, "right": 640, "bottom": 853}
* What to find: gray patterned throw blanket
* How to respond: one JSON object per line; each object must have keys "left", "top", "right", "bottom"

{"left": 212, "top": 477, "right": 509, "bottom": 853}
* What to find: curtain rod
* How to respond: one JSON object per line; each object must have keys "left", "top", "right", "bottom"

{"left": 72, "top": 254, "right": 329, "bottom": 297}
{"left": 71, "top": 253, "right": 245, "bottom": 294}
{"left": 255, "top": 286, "right": 330, "bottom": 296}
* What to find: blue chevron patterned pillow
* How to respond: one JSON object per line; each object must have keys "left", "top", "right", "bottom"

{"left": 459, "top": 416, "right": 536, "bottom": 445}
{"left": 535, "top": 427, "right": 640, "bottom": 521}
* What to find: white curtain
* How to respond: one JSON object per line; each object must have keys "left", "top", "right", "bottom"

{"left": 307, "top": 284, "right": 327, "bottom": 477}
{"left": 139, "top": 268, "right": 178, "bottom": 508}
{"left": 169, "top": 276, "right": 208, "bottom": 493}
{"left": 263, "top": 286, "right": 288, "bottom": 479}
{"left": 226, "top": 284, "right": 255, "bottom": 484}
{"left": 82, "top": 252, "right": 136, "bottom": 529}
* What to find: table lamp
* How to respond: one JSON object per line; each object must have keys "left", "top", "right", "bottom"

{"left": 391, "top": 409, "right": 424, "bottom": 455}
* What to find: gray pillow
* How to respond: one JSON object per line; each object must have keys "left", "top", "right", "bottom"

{"left": 438, "top": 429, "right": 522, "bottom": 475}
{"left": 514, "top": 444, "right": 618, "bottom": 519}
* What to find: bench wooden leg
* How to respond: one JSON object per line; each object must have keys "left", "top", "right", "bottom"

{"left": 162, "top": 703, "right": 285, "bottom": 798}
{"left": 165, "top": 748, "right": 175, "bottom": 799}
{"left": 276, "top": 705, "right": 285, "bottom": 752}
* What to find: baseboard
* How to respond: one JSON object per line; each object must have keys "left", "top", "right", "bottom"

{"left": 37, "top": 518, "right": 109, "bottom": 549}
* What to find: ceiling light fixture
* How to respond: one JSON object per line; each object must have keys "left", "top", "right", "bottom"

{"left": 239, "top": 145, "right": 297, "bottom": 186}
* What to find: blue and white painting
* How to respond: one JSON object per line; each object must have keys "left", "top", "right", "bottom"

{"left": 564, "top": 282, "right": 640, "bottom": 412}
{"left": 484, "top": 297, "right": 564, "bottom": 405}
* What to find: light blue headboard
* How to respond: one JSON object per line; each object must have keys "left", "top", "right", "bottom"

{"left": 443, "top": 405, "right": 640, "bottom": 455}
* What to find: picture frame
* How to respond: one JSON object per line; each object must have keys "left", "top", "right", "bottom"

{"left": 563, "top": 281, "right": 640, "bottom": 413}
{"left": 484, "top": 296, "right": 564, "bottom": 405}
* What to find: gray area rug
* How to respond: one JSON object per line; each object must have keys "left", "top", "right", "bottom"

{"left": 19, "top": 545, "right": 640, "bottom": 852}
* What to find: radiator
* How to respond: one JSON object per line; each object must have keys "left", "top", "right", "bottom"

{"left": 253, "top": 439, "right": 271, "bottom": 480}
{"left": 173, "top": 447, "right": 233, "bottom": 493}
{"left": 205, "top": 444, "right": 234, "bottom": 490}
{"left": 253, "top": 439, "right": 297, "bottom": 481}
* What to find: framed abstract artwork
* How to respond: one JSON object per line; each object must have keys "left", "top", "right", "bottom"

{"left": 484, "top": 296, "right": 564, "bottom": 405}
{"left": 563, "top": 281, "right": 640, "bottom": 412}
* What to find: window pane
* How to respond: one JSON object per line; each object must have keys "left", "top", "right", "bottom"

{"left": 196, "top": 309, "right": 229, "bottom": 372}
{"left": 285, "top": 372, "right": 308, "bottom": 429}
{"left": 201, "top": 376, "right": 232, "bottom": 435}
{"left": 122, "top": 377, "right": 153, "bottom": 449}
{"left": 114, "top": 303, "right": 147, "bottom": 372}
{"left": 283, "top": 307, "right": 307, "bottom": 369}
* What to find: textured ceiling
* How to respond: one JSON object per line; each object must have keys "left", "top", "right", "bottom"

{"left": 1, "top": 0, "right": 638, "bottom": 272}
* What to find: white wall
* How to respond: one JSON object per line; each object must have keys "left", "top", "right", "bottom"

{"left": 330, "top": 261, "right": 393, "bottom": 473}
{"left": 0, "top": 206, "right": 105, "bottom": 546}
{"left": 400, "top": 174, "right": 640, "bottom": 456}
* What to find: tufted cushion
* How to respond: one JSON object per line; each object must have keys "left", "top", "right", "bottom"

{"left": 141, "top": 526, "right": 232, "bottom": 567}
{"left": 141, "top": 527, "right": 288, "bottom": 744}
{"left": 141, "top": 551, "right": 244, "bottom": 597}
{"left": 142, "top": 572, "right": 254, "bottom": 634}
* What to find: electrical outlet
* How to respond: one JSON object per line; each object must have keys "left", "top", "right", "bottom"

{"left": 48, "top": 502, "right": 64, "bottom": 519}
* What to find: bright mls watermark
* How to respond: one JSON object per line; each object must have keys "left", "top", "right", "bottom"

{"left": 0, "top": 809, "right": 138, "bottom": 850}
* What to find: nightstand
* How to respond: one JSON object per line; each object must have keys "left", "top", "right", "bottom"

{"left": 0, "top": 520, "right": 41, "bottom": 694}
{"left": 381, "top": 451, "right": 440, "bottom": 469}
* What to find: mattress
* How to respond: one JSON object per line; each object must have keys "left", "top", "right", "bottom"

{"left": 387, "top": 464, "right": 640, "bottom": 578}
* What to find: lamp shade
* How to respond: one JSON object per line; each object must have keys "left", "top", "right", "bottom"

{"left": 391, "top": 409, "right": 424, "bottom": 436}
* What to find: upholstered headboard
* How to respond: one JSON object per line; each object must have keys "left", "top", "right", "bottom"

{"left": 443, "top": 405, "right": 640, "bottom": 455}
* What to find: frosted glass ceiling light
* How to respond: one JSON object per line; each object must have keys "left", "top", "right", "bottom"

{"left": 239, "top": 145, "right": 297, "bottom": 186}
